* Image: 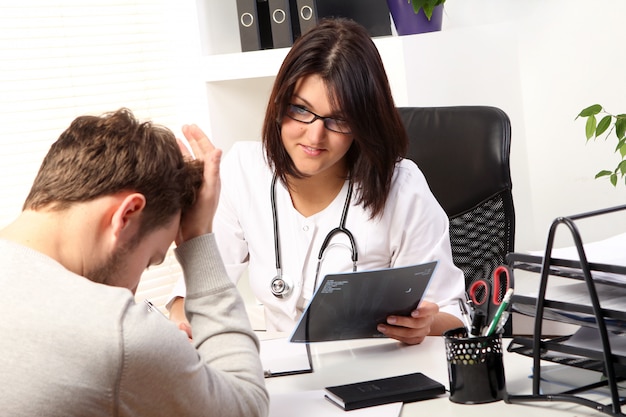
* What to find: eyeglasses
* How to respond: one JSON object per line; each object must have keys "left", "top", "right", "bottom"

{"left": 285, "top": 104, "right": 351, "bottom": 134}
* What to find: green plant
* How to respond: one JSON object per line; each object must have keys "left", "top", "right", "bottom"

{"left": 409, "top": 0, "right": 446, "bottom": 20}
{"left": 576, "top": 104, "right": 626, "bottom": 186}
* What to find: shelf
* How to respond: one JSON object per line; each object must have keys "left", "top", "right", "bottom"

{"left": 505, "top": 204, "right": 626, "bottom": 416}
{"left": 509, "top": 248, "right": 626, "bottom": 332}
{"left": 196, "top": 17, "right": 520, "bottom": 147}
{"left": 507, "top": 336, "right": 617, "bottom": 374}
{"left": 508, "top": 336, "right": 626, "bottom": 371}
{"left": 200, "top": 35, "right": 402, "bottom": 83}
{"left": 201, "top": 48, "right": 290, "bottom": 83}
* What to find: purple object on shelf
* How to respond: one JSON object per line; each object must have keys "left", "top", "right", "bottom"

{"left": 386, "top": 0, "right": 443, "bottom": 35}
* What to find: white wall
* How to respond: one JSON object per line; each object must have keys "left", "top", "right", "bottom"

{"left": 1, "top": 1, "right": 624, "bottom": 312}
{"left": 0, "top": 1, "right": 208, "bottom": 311}
{"left": 414, "top": 0, "right": 626, "bottom": 252}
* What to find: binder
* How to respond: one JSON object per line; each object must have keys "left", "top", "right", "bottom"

{"left": 314, "top": 0, "right": 391, "bottom": 38}
{"left": 236, "top": 0, "right": 273, "bottom": 52}
{"left": 295, "top": 0, "right": 318, "bottom": 36}
{"left": 268, "top": 0, "right": 296, "bottom": 48}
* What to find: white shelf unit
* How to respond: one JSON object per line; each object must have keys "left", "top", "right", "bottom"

{"left": 195, "top": 1, "right": 521, "bottom": 156}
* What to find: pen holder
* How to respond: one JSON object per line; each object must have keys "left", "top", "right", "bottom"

{"left": 443, "top": 327, "right": 506, "bottom": 404}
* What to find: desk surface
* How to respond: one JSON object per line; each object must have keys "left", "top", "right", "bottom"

{"left": 261, "top": 335, "right": 610, "bottom": 417}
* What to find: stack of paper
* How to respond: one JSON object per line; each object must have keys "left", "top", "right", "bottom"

{"left": 531, "top": 232, "right": 626, "bottom": 284}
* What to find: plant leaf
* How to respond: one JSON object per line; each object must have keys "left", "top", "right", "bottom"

{"left": 596, "top": 115, "right": 612, "bottom": 137}
{"left": 619, "top": 160, "right": 626, "bottom": 175}
{"left": 577, "top": 104, "right": 602, "bottom": 119}
{"left": 610, "top": 173, "right": 618, "bottom": 186}
{"left": 615, "top": 116, "right": 626, "bottom": 139}
{"left": 595, "top": 170, "right": 612, "bottom": 178}
{"left": 616, "top": 138, "right": 626, "bottom": 156}
{"left": 423, "top": 4, "right": 435, "bottom": 19}
{"left": 585, "top": 115, "right": 597, "bottom": 140}
{"left": 410, "top": 0, "right": 443, "bottom": 19}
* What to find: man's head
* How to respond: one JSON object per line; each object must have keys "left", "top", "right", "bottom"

{"left": 22, "top": 108, "right": 203, "bottom": 290}
{"left": 24, "top": 108, "right": 203, "bottom": 238}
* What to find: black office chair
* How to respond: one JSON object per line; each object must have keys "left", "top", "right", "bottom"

{"left": 397, "top": 106, "right": 515, "bottom": 300}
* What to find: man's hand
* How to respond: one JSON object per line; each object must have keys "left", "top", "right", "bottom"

{"left": 176, "top": 124, "right": 222, "bottom": 244}
{"left": 169, "top": 297, "right": 193, "bottom": 341}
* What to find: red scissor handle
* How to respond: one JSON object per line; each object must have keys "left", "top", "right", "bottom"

{"left": 491, "top": 265, "right": 511, "bottom": 306}
{"left": 468, "top": 279, "right": 489, "bottom": 306}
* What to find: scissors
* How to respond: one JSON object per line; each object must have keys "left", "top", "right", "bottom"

{"left": 468, "top": 265, "right": 513, "bottom": 324}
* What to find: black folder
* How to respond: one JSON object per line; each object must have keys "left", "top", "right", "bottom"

{"left": 236, "top": 0, "right": 273, "bottom": 52}
{"left": 290, "top": 262, "right": 437, "bottom": 343}
{"left": 314, "top": 0, "right": 391, "bottom": 38}
{"left": 295, "top": 0, "right": 318, "bottom": 36}
{"left": 268, "top": 0, "right": 297, "bottom": 48}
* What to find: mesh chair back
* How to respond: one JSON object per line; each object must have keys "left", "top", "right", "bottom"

{"left": 397, "top": 106, "right": 515, "bottom": 291}
{"left": 449, "top": 193, "right": 514, "bottom": 297}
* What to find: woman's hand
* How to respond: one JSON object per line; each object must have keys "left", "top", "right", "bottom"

{"left": 377, "top": 301, "right": 462, "bottom": 345}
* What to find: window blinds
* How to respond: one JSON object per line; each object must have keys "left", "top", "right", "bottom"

{"left": 0, "top": 1, "right": 204, "bottom": 313}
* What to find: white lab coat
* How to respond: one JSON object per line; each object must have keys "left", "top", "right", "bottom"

{"left": 172, "top": 141, "right": 465, "bottom": 332}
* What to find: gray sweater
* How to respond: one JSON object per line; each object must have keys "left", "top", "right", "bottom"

{"left": 0, "top": 234, "right": 268, "bottom": 417}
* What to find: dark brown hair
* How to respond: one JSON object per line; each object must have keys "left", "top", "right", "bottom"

{"left": 24, "top": 108, "right": 203, "bottom": 238}
{"left": 262, "top": 18, "right": 408, "bottom": 218}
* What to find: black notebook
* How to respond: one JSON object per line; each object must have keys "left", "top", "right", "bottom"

{"left": 324, "top": 372, "right": 446, "bottom": 411}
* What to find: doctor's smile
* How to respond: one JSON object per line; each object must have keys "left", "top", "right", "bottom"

{"left": 301, "top": 144, "right": 326, "bottom": 156}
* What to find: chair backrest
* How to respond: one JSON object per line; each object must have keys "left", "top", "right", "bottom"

{"left": 397, "top": 106, "right": 515, "bottom": 292}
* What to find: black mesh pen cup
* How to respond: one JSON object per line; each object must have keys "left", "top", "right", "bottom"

{"left": 443, "top": 327, "right": 506, "bottom": 404}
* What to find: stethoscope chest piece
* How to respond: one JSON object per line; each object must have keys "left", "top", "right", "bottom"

{"left": 270, "top": 274, "right": 293, "bottom": 298}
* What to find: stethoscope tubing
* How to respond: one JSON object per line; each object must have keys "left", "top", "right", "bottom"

{"left": 270, "top": 173, "right": 357, "bottom": 298}
{"left": 316, "top": 181, "right": 358, "bottom": 266}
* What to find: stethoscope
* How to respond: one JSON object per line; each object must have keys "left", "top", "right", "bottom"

{"left": 270, "top": 174, "right": 358, "bottom": 298}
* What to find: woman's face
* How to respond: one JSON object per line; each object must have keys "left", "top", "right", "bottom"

{"left": 280, "top": 74, "right": 354, "bottom": 180}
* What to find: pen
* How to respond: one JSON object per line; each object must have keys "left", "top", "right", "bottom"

{"left": 144, "top": 299, "right": 168, "bottom": 320}
{"left": 457, "top": 298, "right": 472, "bottom": 334}
{"left": 494, "top": 311, "right": 510, "bottom": 335}
{"left": 484, "top": 288, "right": 514, "bottom": 337}
{"left": 469, "top": 310, "right": 485, "bottom": 337}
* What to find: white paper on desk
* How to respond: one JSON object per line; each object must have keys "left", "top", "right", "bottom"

{"left": 260, "top": 337, "right": 312, "bottom": 377}
{"left": 269, "top": 390, "right": 402, "bottom": 417}
{"left": 534, "top": 281, "right": 626, "bottom": 311}
{"left": 530, "top": 232, "right": 626, "bottom": 284}
{"left": 563, "top": 326, "right": 626, "bottom": 357}
{"left": 535, "top": 364, "right": 626, "bottom": 397}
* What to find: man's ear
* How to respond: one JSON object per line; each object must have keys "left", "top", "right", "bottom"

{"left": 110, "top": 193, "right": 147, "bottom": 241}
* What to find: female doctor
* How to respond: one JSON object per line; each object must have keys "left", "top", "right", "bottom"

{"left": 169, "top": 18, "right": 465, "bottom": 345}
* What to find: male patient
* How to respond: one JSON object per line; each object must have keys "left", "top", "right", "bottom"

{"left": 0, "top": 108, "right": 268, "bottom": 417}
